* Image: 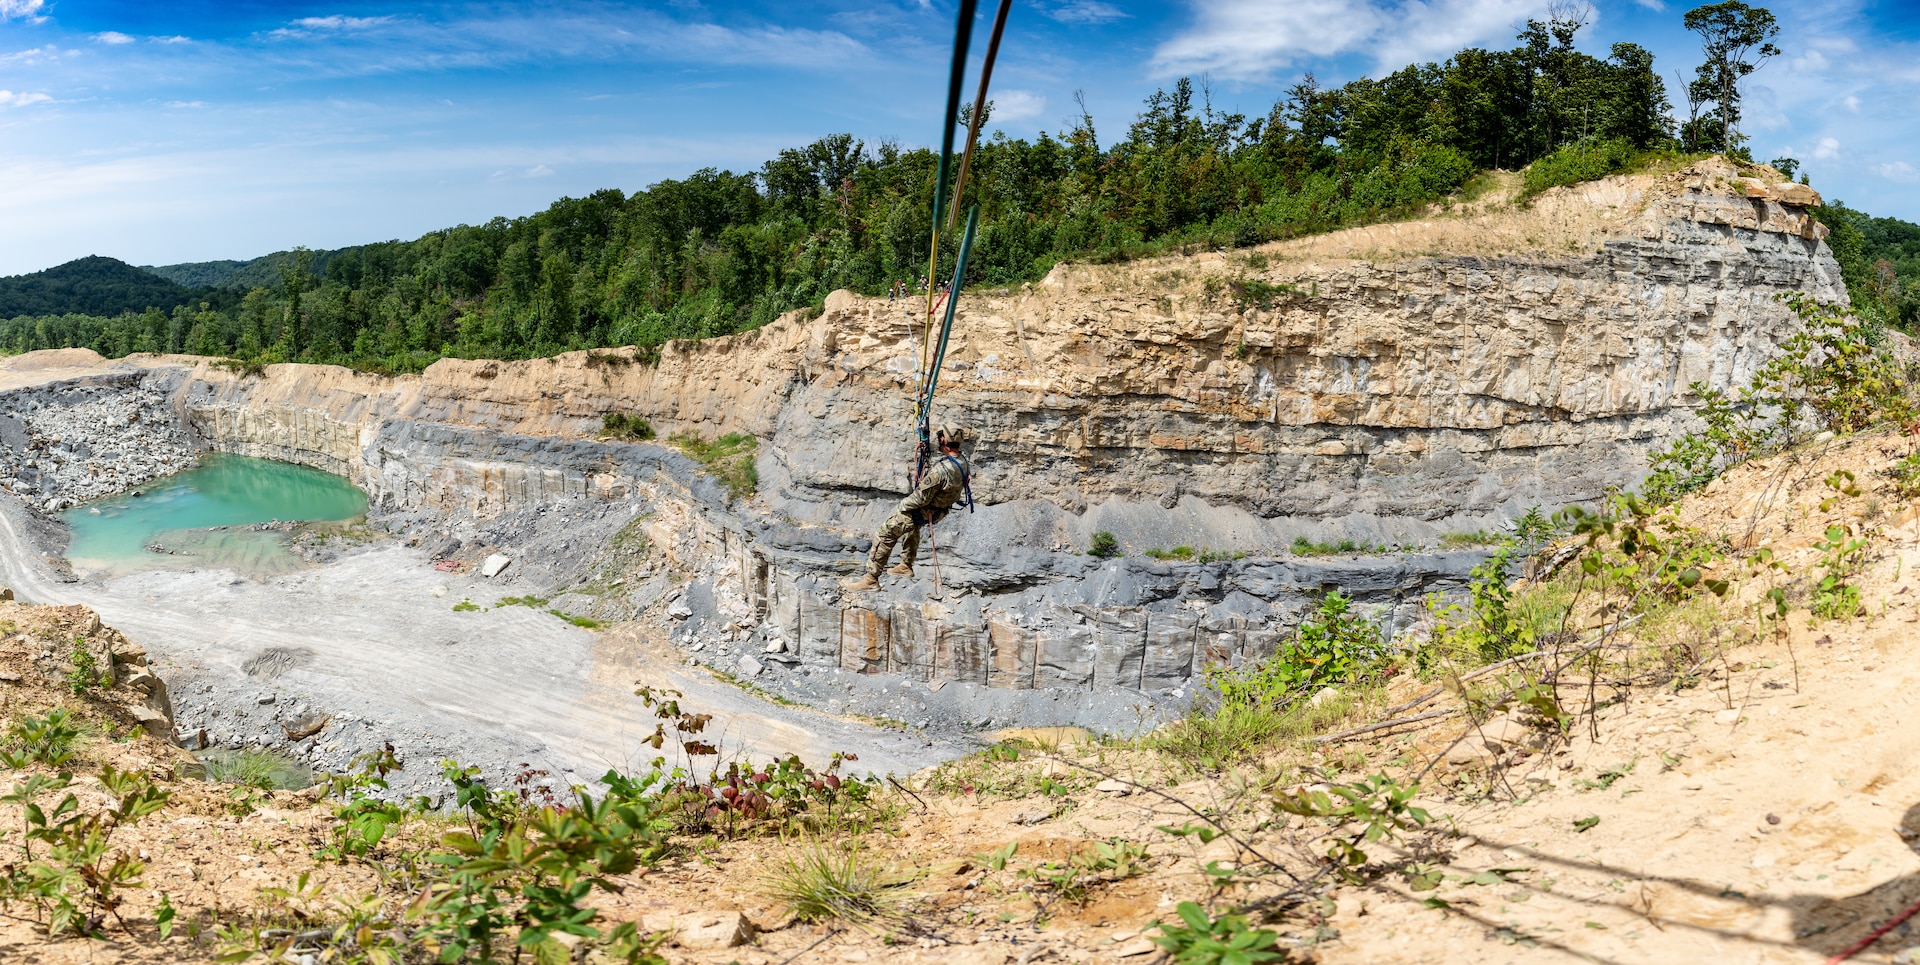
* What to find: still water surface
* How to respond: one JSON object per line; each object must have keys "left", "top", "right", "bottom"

{"left": 62, "top": 452, "right": 368, "bottom": 576}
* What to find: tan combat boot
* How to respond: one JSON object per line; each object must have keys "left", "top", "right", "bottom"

{"left": 887, "top": 563, "right": 914, "bottom": 577}
{"left": 842, "top": 574, "right": 881, "bottom": 591}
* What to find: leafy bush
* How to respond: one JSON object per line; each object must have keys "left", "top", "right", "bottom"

{"left": 600, "top": 412, "right": 655, "bottom": 441}
{"left": 1522, "top": 137, "right": 1640, "bottom": 197}
{"left": 0, "top": 765, "right": 170, "bottom": 937}
{"left": 1149, "top": 901, "right": 1284, "bottom": 965}
{"left": 3, "top": 709, "right": 80, "bottom": 768}
{"left": 1089, "top": 531, "right": 1120, "bottom": 558}
{"left": 1153, "top": 592, "right": 1385, "bottom": 765}
{"left": 1644, "top": 296, "right": 1915, "bottom": 504}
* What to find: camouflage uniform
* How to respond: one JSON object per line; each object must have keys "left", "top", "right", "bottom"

{"left": 866, "top": 454, "right": 970, "bottom": 578}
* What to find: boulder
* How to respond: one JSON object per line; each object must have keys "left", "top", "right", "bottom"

{"left": 480, "top": 554, "right": 512, "bottom": 578}
{"left": 641, "top": 911, "right": 754, "bottom": 950}
{"left": 738, "top": 655, "right": 764, "bottom": 676}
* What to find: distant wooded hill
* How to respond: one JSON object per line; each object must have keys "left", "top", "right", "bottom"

{"left": 143, "top": 248, "right": 356, "bottom": 291}
{"left": 0, "top": 256, "right": 219, "bottom": 319}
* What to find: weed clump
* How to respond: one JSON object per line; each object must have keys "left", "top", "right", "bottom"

{"left": 761, "top": 841, "right": 908, "bottom": 932}
{"left": 671, "top": 431, "right": 759, "bottom": 501}
{"left": 600, "top": 412, "right": 655, "bottom": 441}
{"left": 1089, "top": 530, "right": 1120, "bottom": 558}
{"left": 1291, "top": 535, "right": 1384, "bottom": 556}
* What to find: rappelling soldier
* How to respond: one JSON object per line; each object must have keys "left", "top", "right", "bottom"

{"left": 843, "top": 426, "right": 972, "bottom": 591}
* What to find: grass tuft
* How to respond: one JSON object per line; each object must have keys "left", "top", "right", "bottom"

{"left": 761, "top": 841, "right": 910, "bottom": 931}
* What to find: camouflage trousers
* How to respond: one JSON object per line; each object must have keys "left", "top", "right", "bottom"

{"left": 866, "top": 512, "right": 922, "bottom": 577}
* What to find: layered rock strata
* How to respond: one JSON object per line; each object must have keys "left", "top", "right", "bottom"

{"left": 0, "top": 160, "right": 1846, "bottom": 695}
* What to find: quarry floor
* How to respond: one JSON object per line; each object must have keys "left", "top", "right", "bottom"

{"left": 0, "top": 496, "right": 963, "bottom": 797}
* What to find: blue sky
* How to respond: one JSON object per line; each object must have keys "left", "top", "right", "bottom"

{"left": 0, "top": 0, "right": 1914, "bottom": 276}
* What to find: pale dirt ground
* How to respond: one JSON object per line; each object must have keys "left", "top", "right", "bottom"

{"left": 0, "top": 500, "right": 958, "bottom": 789}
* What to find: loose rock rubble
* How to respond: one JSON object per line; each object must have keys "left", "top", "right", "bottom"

{"left": 0, "top": 377, "right": 197, "bottom": 509}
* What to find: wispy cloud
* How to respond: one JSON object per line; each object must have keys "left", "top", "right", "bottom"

{"left": 1044, "top": 1, "right": 1129, "bottom": 24}
{"left": 94, "top": 32, "right": 136, "bottom": 46}
{"left": 0, "top": 90, "right": 51, "bottom": 107}
{"left": 270, "top": 15, "right": 397, "bottom": 40}
{"left": 153, "top": 36, "right": 193, "bottom": 45}
{"left": 164, "top": 100, "right": 206, "bottom": 109}
{"left": 0, "top": 44, "right": 61, "bottom": 66}
{"left": 0, "top": 0, "right": 44, "bottom": 23}
{"left": 1877, "top": 161, "right": 1918, "bottom": 183}
{"left": 1153, "top": 0, "right": 1549, "bottom": 80}
{"left": 1813, "top": 136, "right": 1841, "bottom": 160}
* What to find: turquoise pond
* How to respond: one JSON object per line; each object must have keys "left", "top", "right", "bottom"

{"left": 61, "top": 453, "right": 369, "bottom": 575}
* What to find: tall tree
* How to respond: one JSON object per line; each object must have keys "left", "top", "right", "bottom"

{"left": 1682, "top": 1, "right": 1780, "bottom": 156}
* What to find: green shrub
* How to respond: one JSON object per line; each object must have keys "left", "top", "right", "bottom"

{"left": 1522, "top": 137, "right": 1640, "bottom": 197}
{"left": 601, "top": 412, "right": 656, "bottom": 441}
{"left": 1149, "top": 901, "right": 1283, "bottom": 965}
{"left": 2, "top": 709, "right": 80, "bottom": 768}
{"left": 1145, "top": 546, "right": 1196, "bottom": 561}
{"left": 1152, "top": 592, "right": 1385, "bottom": 766}
{"left": 671, "top": 431, "right": 759, "bottom": 501}
{"left": 1089, "top": 531, "right": 1120, "bottom": 558}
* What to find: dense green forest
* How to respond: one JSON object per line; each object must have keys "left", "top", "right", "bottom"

{"left": 0, "top": 256, "right": 222, "bottom": 320}
{"left": 1, "top": 5, "right": 1901, "bottom": 372}
{"left": 1814, "top": 203, "right": 1920, "bottom": 330}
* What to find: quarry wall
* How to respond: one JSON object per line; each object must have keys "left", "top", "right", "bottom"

{"left": 0, "top": 160, "right": 1847, "bottom": 694}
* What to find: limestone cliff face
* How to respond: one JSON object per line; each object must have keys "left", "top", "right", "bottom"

{"left": 0, "top": 159, "right": 1846, "bottom": 694}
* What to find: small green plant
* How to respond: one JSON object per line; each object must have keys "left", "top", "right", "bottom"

{"left": 494, "top": 594, "right": 550, "bottom": 609}
{"left": 3, "top": 708, "right": 81, "bottom": 768}
{"left": 1146, "top": 546, "right": 1197, "bottom": 561}
{"left": 452, "top": 598, "right": 480, "bottom": 612}
{"left": 600, "top": 412, "right": 656, "bottom": 441}
{"left": 1089, "top": 531, "right": 1120, "bottom": 558}
{"left": 670, "top": 431, "right": 759, "bottom": 501}
{"left": 0, "top": 764, "right": 170, "bottom": 937}
{"left": 1811, "top": 523, "right": 1868, "bottom": 621}
{"left": 1272, "top": 773, "right": 1432, "bottom": 872}
{"left": 317, "top": 744, "right": 409, "bottom": 860}
{"left": 1148, "top": 901, "right": 1284, "bottom": 965}
{"left": 1891, "top": 453, "right": 1920, "bottom": 498}
{"left": 1229, "top": 278, "right": 1297, "bottom": 311}
{"left": 551, "top": 609, "right": 602, "bottom": 629}
{"left": 761, "top": 840, "right": 907, "bottom": 932}
{"left": 65, "top": 641, "right": 105, "bottom": 695}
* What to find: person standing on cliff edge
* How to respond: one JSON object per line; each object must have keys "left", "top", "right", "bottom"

{"left": 843, "top": 427, "right": 972, "bottom": 591}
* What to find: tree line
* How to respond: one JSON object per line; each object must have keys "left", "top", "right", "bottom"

{"left": 0, "top": 2, "right": 1841, "bottom": 372}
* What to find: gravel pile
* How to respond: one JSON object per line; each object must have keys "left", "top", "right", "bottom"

{"left": 0, "top": 379, "right": 197, "bottom": 510}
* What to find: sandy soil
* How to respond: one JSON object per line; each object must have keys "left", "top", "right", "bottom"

{"left": 0, "top": 499, "right": 961, "bottom": 796}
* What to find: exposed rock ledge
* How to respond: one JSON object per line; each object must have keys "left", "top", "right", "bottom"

{"left": 0, "top": 159, "right": 1845, "bottom": 695}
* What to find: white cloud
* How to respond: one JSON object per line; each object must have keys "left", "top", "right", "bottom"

{"left": 1045, "top": 1, "right": 1129, "bottom": 24}
{"left": 270, "top": 15, "right": 395, "bottom": 39}
{"left": 0, "top": 90, "right": 51, "bottom": 107}
{"left": 1844, "top": 94, "right": 1860, "bottom": 112}
{"left": 1152, "top": 0, "right": 1549, "bottom": 81}
{"left": 989, "top": 89, "right": 1045, "bottom": 122}
{"left": 1813, "top": 136, "right": 1840, "bottom": 160}
{"left": 525, "top": 164, "right": 554, "bottom": 177}
{"left": 94, "top": 32, "right": 136, "bottom": 45}
{"left": 292, "top": 16, "right": 392, "bottom": 31}
{"left": 164, "top": 100, "right": 206, "bottom": 109}
{"left": 153, "top": 36, "right": 193, "bottom": 45}
{"left": 0, "top": 44, "right": 59, "bottom": 66}
{"left": 0, "top": 0, "right": 44, "bottom": 22}
{"left": 1632, "top": 0, "right": 1664, "bottom": 9}
{"left": 1876, "top": 161, "right": 1918, "bottom": 183}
